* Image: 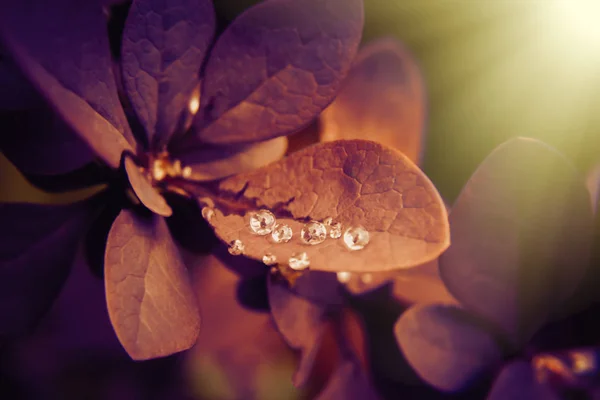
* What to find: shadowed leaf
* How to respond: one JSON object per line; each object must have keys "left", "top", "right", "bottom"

{"left": 395, "top": 304, "right": 503, "bottom": 392}
{"left": 124, "top": 156, "right": 173, "bottom": 217}
{"left": 586, "top": 163, "right": 600, "bottom": 214}
{"left": 0, "top": 200, "right": 94, "bottom": 338}
{"left": 0, "top": 52, "right": 39, "bottom": 110}
{"left": 344, "top": 259, "right": 457, "bottom": 306}
{"left": 176, "top": 137, "right": 288, "bottom": 182}
{"left": 321, "top": 37, "right": 426, "bottom": 165}
{"left": 121, "top": 0, "right": 215, "bottom": 147}
{"left": 104, "top": 209, "right": 199, "bottom": 360}
{"left": 207, "top": 140, "right": 449, "bottom": 272}
{"left": 487, "top": 361, "right": 560, "bottom": 400}
{"left": 316, "top": 358, "right": 380, "bottom": 400}
{"left": 293, "top": 271, "right": 344, "bottom": 306}
{"left": 185, "top": 254, "right": 298, "bottom": 399}
{"left": 439, "top": 138, "right": 594, "bottom": 345}
{"left": 268, "top": 272, "right": 329, "bottom": 387}
{"left": 193, "top": 0, "right": 364, "bottom": 144}
{"left": 0, "top": 0, "right": 136, "bottom": 167}
{"left": 0, "top": 106, "right": 95, "bottom": 175}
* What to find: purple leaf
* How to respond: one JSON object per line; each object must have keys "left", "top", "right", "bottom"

{"left": 0, "top": 52, "right": 39, "bottom": 110}
{"left": 394, "top": 304, "right": 504, "bottom": 392}
{"left": 124, "top": 156, "right": 173, "bottom": 217}
{"left": 321, "top": 37, "right": 426, "bottom": 165}
{"left": 0, "top": 200, "right": 94, "bottom": 338}
{"left": 293, "top": 271, "right": 344, "bottom": 306}
{"left": 268, "top": 272, "right": 329, "bottom": 387}
{"left": 0, "top": 106, "right": 95, "bottom": 175}
{"left": 193, "top": 0, "right": 364, "bottom": 144}
{"left": 439, "top": 138, "right": 594, "bottom": 345}
{"left": 487, "top": 361, "right": 560, "bottom": 400}
{"left": 121, "top": 0, "right": 215, "bottom": 147}
{"left": 104, "top": 209, "right": 200, "bottom": 360}
{"left": 174, "top": 137, "right": 288, "bottom": 181}
{"left": 0, "top": 0, "right": 136, "bottom": 168}
{"left": 206, "top": 140, "right": 450, "bottom": 272}
{"left": 185, "top": 254, "right": 298, "bottom": 399}
{"left": 316, "top": 358, "right": 381, "bottom": 400}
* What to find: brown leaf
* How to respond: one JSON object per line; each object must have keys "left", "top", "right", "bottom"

{"left": 124, "top": 156, "right": 173, "bottom": 217}
{"left": 206, "top": 140, "right": 449, "bottom": 272}
{"left": 104, "top": 209, "right": 200, "bottom": 360}
{"left": 320, "top": 38, "right": 426, "bottom": 164}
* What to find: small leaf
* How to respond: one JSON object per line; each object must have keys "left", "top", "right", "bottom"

{"left": 316, "top": 358, "right": 381, "bottom": 400}
{"left": 268, "top": 272, "right": 329, "bottom": 387}
{"left": 321, "top": 37, "right": 426, "bottom": 165}
{"left": 194, "top": 0, "right": 364, "bottom": 144}
{"left": 344, "top": 259, "right": 457, "bottom": 306}
{"left": 207, "top": 140, "right": 449, "bottom": 272}
{"left": 185, "top": 254, "right": 297, "bottom": 399}
{"left": 124, "top": 156, "right": 173, "bottom": 217}
{"left": 121, "top": 0, "right": 215, "bottom": 147}
{"left": 0, "top": 0, "right": 136, "bottom": 168}
{"left": 439, "top": 138, "right": 594, "bottom": 344}
{"left": 487, "top": 361, "right": 560, "bottom": 400}
{"left": 395, "top": 304, "right": 504, "bottom": 392}
{"left": 175, "top": 137, "right": 288, "bottom": 182}
{"left": 0, "top": 106, "right": 95, "bottom": 175}
{"left": 104, "top": 209, "right": 199, "bottom": 360}
{"left": 0, "top": 200, "right": 94, "bottom": 338}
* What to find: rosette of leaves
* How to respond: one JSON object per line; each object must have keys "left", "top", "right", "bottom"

{"left": 395, "top": 137, "right": 598, "bottom": 398}
{"left": 0, "top": 0, "right": 368, "bottom": 360}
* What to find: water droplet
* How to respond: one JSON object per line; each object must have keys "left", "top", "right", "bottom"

{"left": 329, "top": 222, "right": 342, "bottom": 239}
{"left": 343, "top": 226, "right": 370, "bottom": 251}
{"left": 228, "top": 239, "right": 244, "bottom": 256}
{"left": 288, "top": 252, "right": 310, "bottom": 270}
{"left": 361, "top": 273, "right": 373, "bottom": 284}
{"left": 271, "top": 223, "right": 292, "bottom": 243}
{"left": 301, "top": 221, "right": 327, "bottom": 245}
{"left": 249, "top": 209, "right": 276, "bottom": 235}
{"left": 323, "top": 217, "right": 333, "bottom": 226}
{"left": 337, "top": 271, "right": 352, "bottom": 283}
{"left": 201, "top": 207, "right": 214, "bottom": 221}
{"left": 262, "top": 253, "right": 277, "bottom": 266}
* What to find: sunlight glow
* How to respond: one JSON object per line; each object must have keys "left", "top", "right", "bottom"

{"left": 546, "top": 0, "right": 600, "bottom": 53}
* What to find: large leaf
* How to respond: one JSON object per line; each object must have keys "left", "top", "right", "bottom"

{"left": 321, "top": 38, "right": 426, "bottom": 165}
{"left": 193, "top": 0, "right": 364, "bottom": 144}
{"left": 185, "top": 254, "right": 299, "bottom": 400}
{"left": 439, "top": 138, "right": 594, "bottom": 345}
{"left": 394, "top": 304, "right": 504, "bottom": 392}
{"left": 487, "top": 361, "right": 560, "bottom": 400}
{"left": 0, "top": 52, "right": 39, "bottom": 110}
{"left": 121, "top": 0, "right": 215, "bottom": 147}
{"left": 268, "top": 272, "right": 329, "bottom": 387}
{"left": 124, "top": 156, "right": 173, "bottom": 217}
{"left": 104, "top": 209, "right": 199, "bottom": 360}
{"left": 206, "top": 140, "right": 449, "bottom": 272}
{"left": 0, "top": 0, "right": 136, "bottom": 168}
{"left": 0, "top": 106, "right": 95, "bottom": 175}
{"left": 316, "top": 358, "right": 380, "bottom": 400}
{"left": 0, "top": 201, "right": 94, "bottom": 338}
{"left": 175, "top": 137, "right": 288, "bottom": 182}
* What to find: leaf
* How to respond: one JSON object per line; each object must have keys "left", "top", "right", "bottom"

{"left": 193, "top": 0, "right": 364, "bottom": 144}
{"left": 487, "top": 361, "right": 560, "bottom": 400}
{"left": 185, "top": 254, "right": 298, "bottom": 399}
{"left": 394, "top": 304, "right": 504, "bottom": 392}
{"left": 439, "top": 138, "right": 594, "bottom": 345}
{"left": 268, "top": 272, "right": 330, "bottom": 387}
{"left": 0, "top": 52, "right": 39, "bottom": 110}
{"left": 316, "top": 358, "right": 381, "bottom": 400}
{"left": 0, "top": 106, "right": 95, "bottom": 175}
{"left": 343, "top": 259, "right": 457, "bottom": 306}
{"left": 207, "top": 140, "right": 449, "bottom": 272}
{"left": 175, "top": 137, "right": 288, "bottom": 182}
{"left": 586, "top": 163, "right": 600, "bottom": 215}
{"left": 104, "top": 209, "right": 200, "bottom": 360}
{"left": 0, "top": 200, "right": 94, "bottom": 339}
{"left": 321, "top": 37, "right": 426, "bottom": 165}
{"left": 121, "top": 0, "right": 215, "bottom": 147}
{"left": 124, "top": 156, "right": 173, "bottom": 217}
{"left": 0, "top": 0, "right": 136, "bottom": 168}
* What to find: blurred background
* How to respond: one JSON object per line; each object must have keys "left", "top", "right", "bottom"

{"left": 2, "top": 0, "right": 600, "bottom": 398}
